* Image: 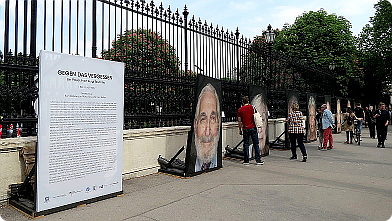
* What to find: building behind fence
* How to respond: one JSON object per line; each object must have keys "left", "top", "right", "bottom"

{"left": 0, "top": 0, "right": 338, "bottom": 137}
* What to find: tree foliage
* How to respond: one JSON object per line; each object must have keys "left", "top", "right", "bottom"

{"left": 369, "top": 0, "right": 392, "bottom": 55}
{"left": 101, "top": 29, "right": 180, "bottom": 75}
{"left": 100, "top": 29, "right": 196, "bottom": 125}
{"left": 273, "top": 9, "right": 360, "bottom": 97}
{"left": 357, "top": 0, "right": 392, "bottom": 105}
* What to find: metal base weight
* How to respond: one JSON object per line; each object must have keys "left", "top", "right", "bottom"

{"left": 8, "top": 191, "right": 123, "bottom": 218}
{"left": 270, "top": 131, "right": 289, "bottom": 150}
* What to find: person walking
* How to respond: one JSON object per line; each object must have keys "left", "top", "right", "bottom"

{"left": 321, "top": 104, "right": 335, "bottom": 150}
{"left": 238, "top": 96, "right": 264, "bottom": 165}
{"left": 315, "top": 108, "right": 324, "bottom": 149}
{"left": 364, "top": 107, "right": 370, "bottom": 128}
{"left": 286, "top": 102, "right": 307, "bottom": 162}
{"left": 368, "top": 106, "right": 376, "bottom": 139}
{"left": 343, "top": 107, "right": 356, "bottom": 144}
{"left": 354, "top": 103, "right": 365, "bottom": 134}
{"left": 374, "top": 102, "right": 390, "bottom": 148}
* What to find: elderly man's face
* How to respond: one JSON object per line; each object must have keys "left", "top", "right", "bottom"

{"left": 195, "top": 91, "right": 219, "bottom": 163}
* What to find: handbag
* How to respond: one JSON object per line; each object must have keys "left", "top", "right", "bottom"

{"left": 253, "top": 105, "right": 263, "bottom": 128}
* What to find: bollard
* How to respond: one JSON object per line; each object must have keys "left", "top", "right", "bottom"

{"left": 7, "top": 124, "right": 14, "bottom": 138}
{"left": 16, "top": 123, "right": 21, "bottom": 137}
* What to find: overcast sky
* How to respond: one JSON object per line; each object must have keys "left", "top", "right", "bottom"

{"left": 162, "top": 0, "right": 382, "bottom": 39}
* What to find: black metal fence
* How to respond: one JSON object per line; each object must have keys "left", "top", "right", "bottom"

{"left": 0, "top": 0, "right": 336, "bottom": 137}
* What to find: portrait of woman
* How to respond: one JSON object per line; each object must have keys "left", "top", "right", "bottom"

{"left": 308, "top": 95, "right": 317, "bottom": 141}
{"left": 336, "top": 99, "right": 342, "bottom": 133}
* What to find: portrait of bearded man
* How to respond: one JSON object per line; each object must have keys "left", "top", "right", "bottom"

{"left": 193, "top": 83, "right": 221, "bottom": 172}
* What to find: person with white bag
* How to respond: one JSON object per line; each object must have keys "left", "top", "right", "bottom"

{"left": 237, "top": 96, "right": 264, "bottom": 165}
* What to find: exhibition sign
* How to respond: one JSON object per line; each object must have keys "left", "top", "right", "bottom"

{"left": 37, "top": 51, "right": 124, "bottom": 212}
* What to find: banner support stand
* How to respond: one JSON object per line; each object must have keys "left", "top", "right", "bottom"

{"left": 158, "top": 147, "right": 186, "bottom": 177}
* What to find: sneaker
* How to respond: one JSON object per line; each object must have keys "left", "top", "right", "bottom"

{"left": 321, "top": 148, "right": 327, "bottom": 151}
{"left": 344, "top": 141, "right": 349, "bottom": 144}
{"left": 302, "top": 156, "right": 307, "bottom": 162}
{"left": 243, "top": 162, "right": 250, "bottom": 165}
{"left": 290, "top": 156, "right": 297, "bottom": 160}
{"left": 377, "top": 144, "right": 381, "bottom": 148}
{"left": 327, "top": 146, "right": 333, "bottom": 150}
{"left": 256, "top": 161, "right": 264, "bottom": 165}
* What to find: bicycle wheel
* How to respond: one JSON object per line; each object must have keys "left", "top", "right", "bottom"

{"left": 357, "top": 132, "right": 361, "bottom": 145}
{"left": 354, "top": 127, "right": 358, "bottom": 144}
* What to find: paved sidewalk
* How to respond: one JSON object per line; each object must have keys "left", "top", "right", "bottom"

{"left": 1, "top": 128, "right": 392, "bottom": 221}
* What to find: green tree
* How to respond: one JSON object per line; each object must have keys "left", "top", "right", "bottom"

{"left": 370, "top": 0, "right": 392, "bottom": 59}
{"left": 101, "top": 29, "right": 196, "bottom": 127}
{"left": 101, "top": 29, "right": 180, "bottom": 76}
{"left": 273, "top": 9, "right": 360, "bottom": 97}
{"left": 357, "top": 0, "right": 392, "bottom": 105}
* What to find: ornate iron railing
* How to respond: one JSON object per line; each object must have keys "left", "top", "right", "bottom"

{"left": 0, "top": 0, "right": 339, "bottom": 137}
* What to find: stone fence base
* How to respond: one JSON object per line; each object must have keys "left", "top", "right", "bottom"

{"left": 0, "top": 119, "right": 288, "bottom": 204}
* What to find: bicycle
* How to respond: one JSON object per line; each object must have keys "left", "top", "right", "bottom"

{"left": 353, "top": 119, "right": 361, "bottom": 145}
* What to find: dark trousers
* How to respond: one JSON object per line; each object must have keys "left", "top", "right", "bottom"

{"left": 289, "top": 133, "right": 307, "bottom": 157}
{"left": 243, "top": 127, "right": 261, "bottom": 162}
{"left": 376, "top": 124, "right": 388, "bottom": 145}
{"left": 368, "top": 122, "right": 376, "bottom": 138}
{"left": 346, "top": 131, "right": 353, "bottom": 142}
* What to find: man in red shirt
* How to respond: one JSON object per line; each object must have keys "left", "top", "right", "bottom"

{"left": 238, "top": 96, "right": 264, "bottom": 165}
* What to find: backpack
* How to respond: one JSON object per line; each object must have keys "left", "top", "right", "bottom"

{"left": 355, "top": 107, "right": 364, "bottom": 118}
{"left": 347, "top": 114, "right": 354, "bottom": 125}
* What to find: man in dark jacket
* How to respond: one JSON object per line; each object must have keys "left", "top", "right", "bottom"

{"left": 374, "top": 102, "right": 390, "bottom": 148}
{"left": 367, "top": 106, "right": 376, "bottom": 139}
{"left": 354, "top": 103, "right": 365, "bottom": 134}
{"left": 315, "top": 108, "right": 324, "bottom": 149}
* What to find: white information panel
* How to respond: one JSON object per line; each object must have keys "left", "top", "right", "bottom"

{"left": 37, "top": 51, "right": 124, "bottom": 212}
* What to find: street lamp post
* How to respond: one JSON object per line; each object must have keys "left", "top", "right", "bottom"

{"left": 329, "top": 62, "right": 336, "bottom": 96}
{"left": 263, "top": 24, "right": 276, "bottom": 88}
{"left": 263, "top": 24, "right": 279, "bottom": 147}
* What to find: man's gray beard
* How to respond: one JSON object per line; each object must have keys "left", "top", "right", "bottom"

{"left": 195, "top": 133, "right": 219, "bottom": 164}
